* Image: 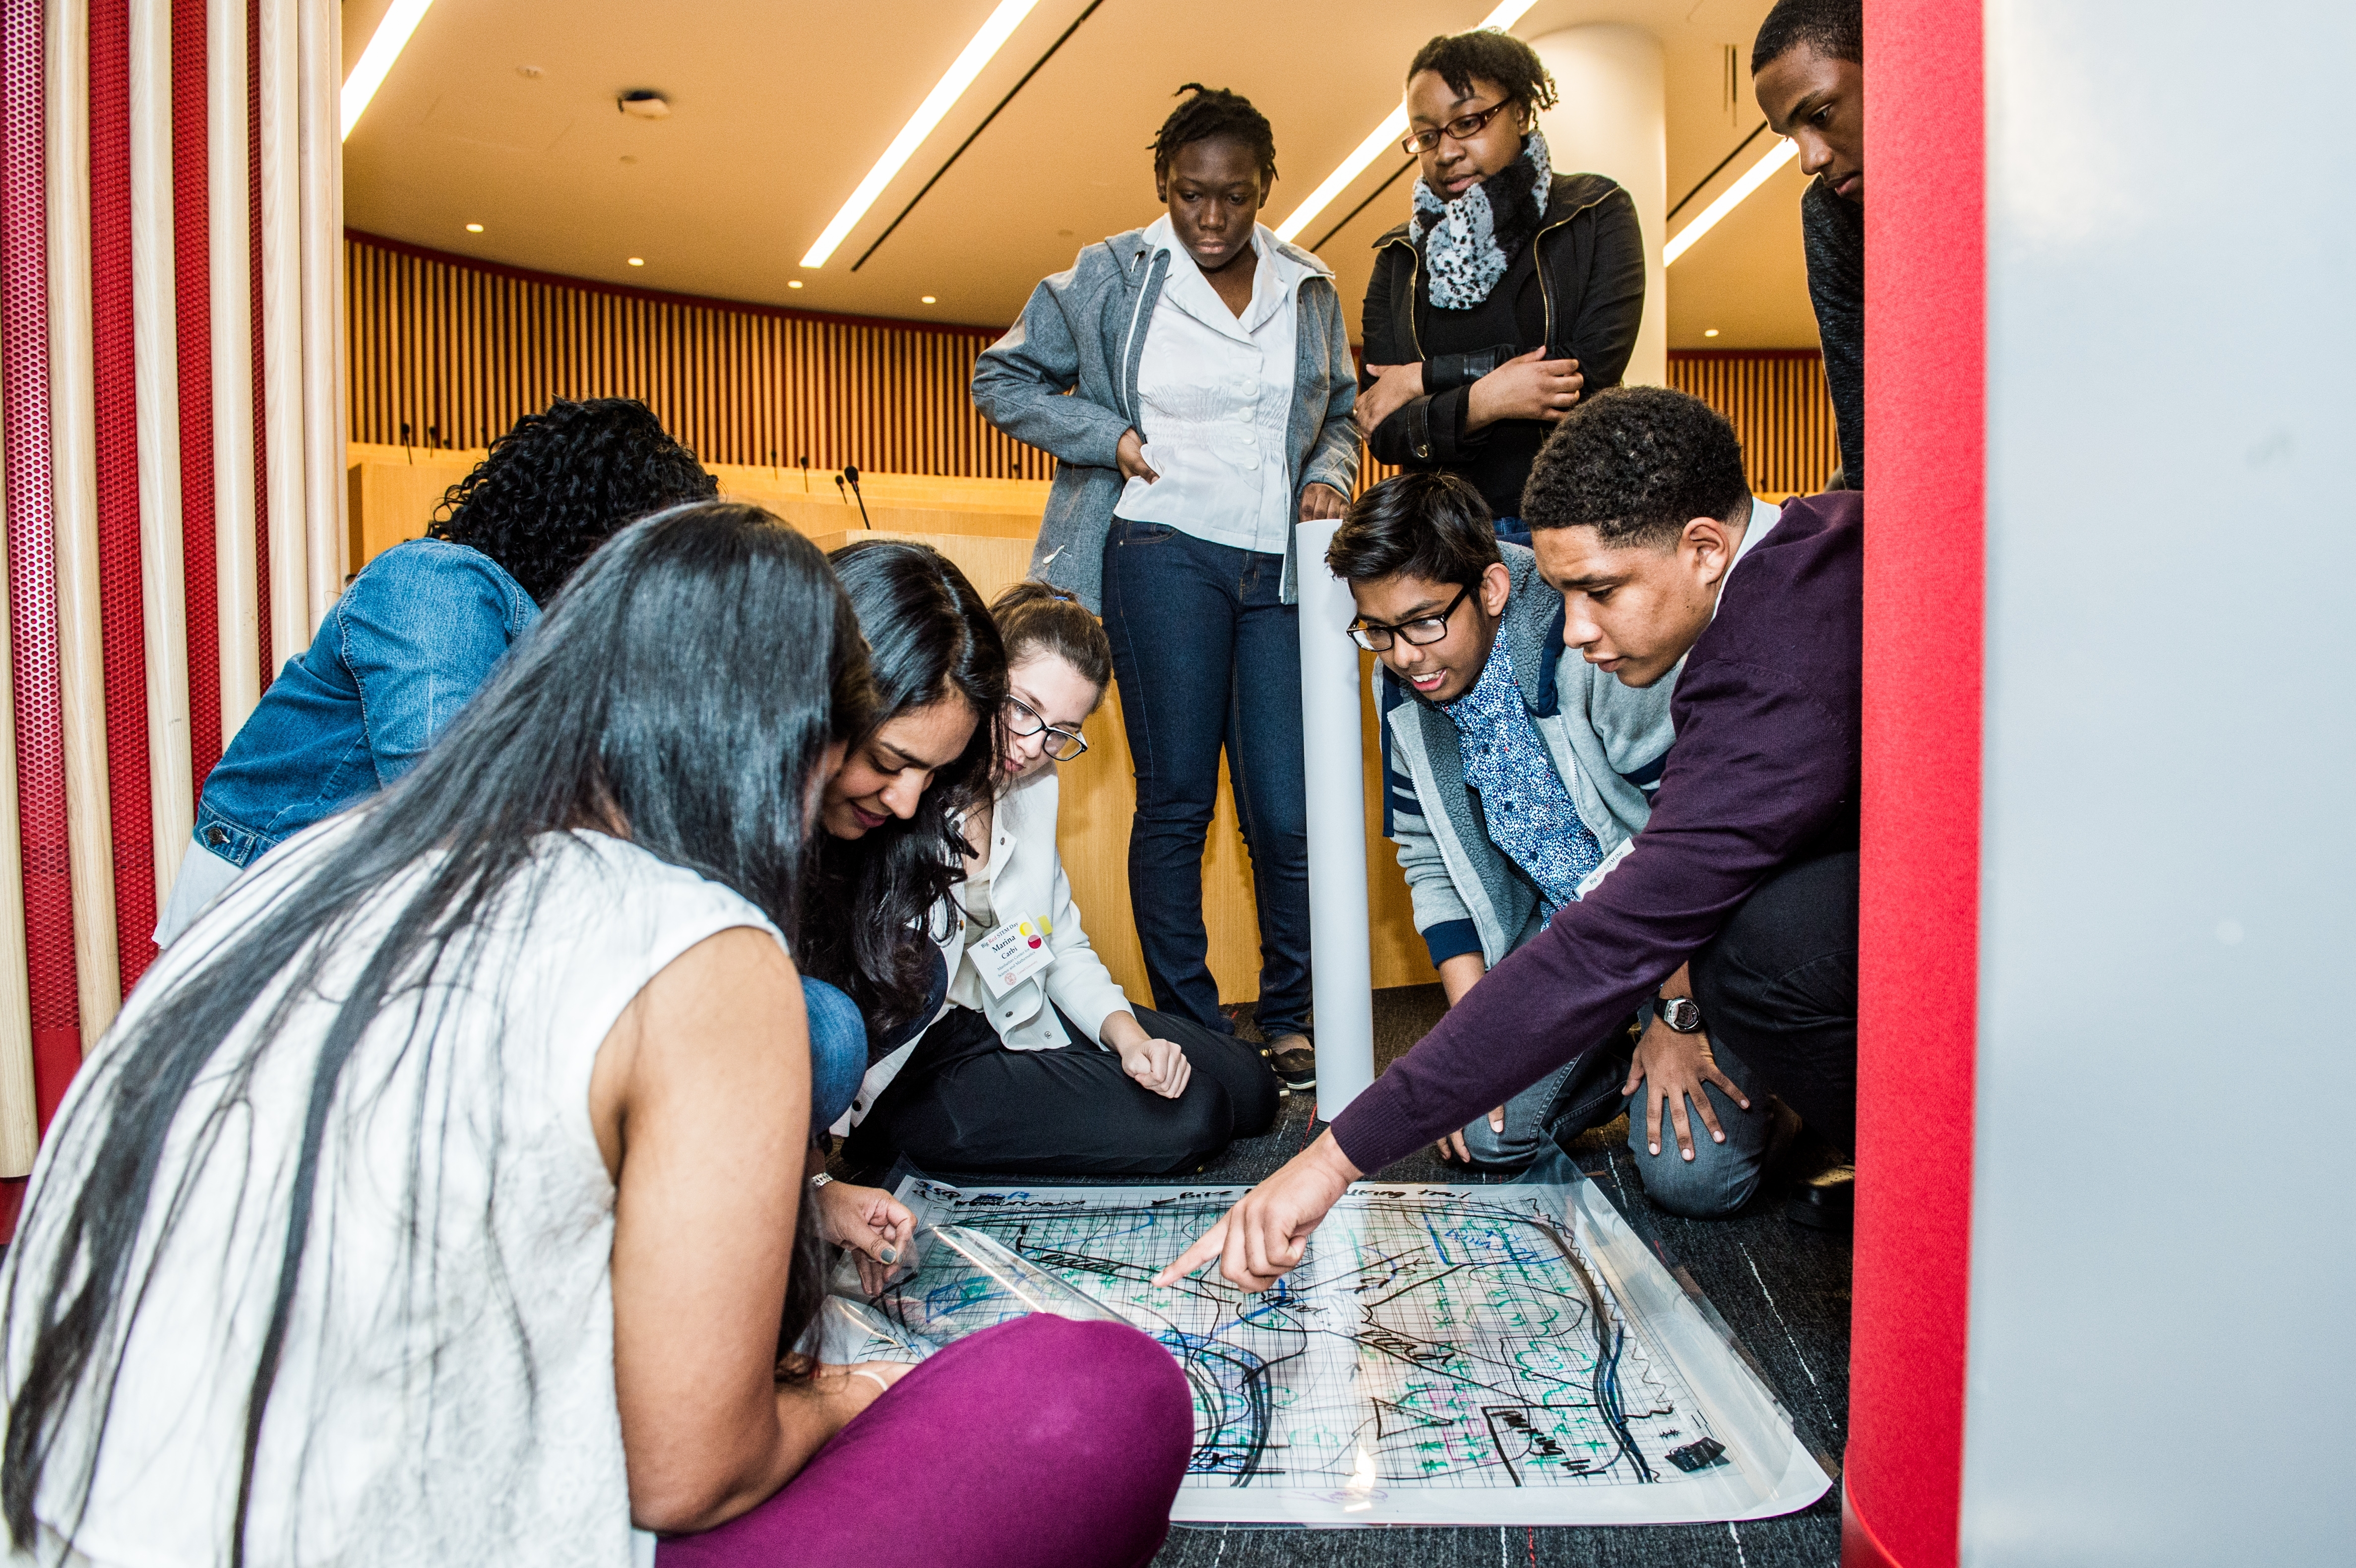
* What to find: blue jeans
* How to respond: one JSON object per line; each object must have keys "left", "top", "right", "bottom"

{"left": 1100, "top": 519, "right": 1311, "bottom": 1041}
{"left": 1615, "top": 1030, "right": 1779, "bottom": 1219}
{"left": 1453, "top": 1018, "right": 1777, "bottom": 1220}
{"left": 804, "top": 977, "right": 868, "bottom": 1133}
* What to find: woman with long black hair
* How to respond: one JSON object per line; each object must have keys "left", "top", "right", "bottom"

{"left": 1354, "top": 31, "right": 1647, "bottom": 540}
{"left": 797, "top": 540, "right": 1007, "bottom": 1115}
{"left": 0, "top": 505, "right": 1189, "bottom": 1568}
{"left": 843, "top": 583, "right": 1279, "bottom": 1176}
{"left": 973, "top": 85, "right": 1360, "bottom": 1094}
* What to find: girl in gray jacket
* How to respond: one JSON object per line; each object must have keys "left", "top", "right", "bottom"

{"left": 972, "top": 86, "right": 1360, "bottom": 1090}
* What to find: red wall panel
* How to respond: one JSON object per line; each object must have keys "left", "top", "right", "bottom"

{"left": 88, "top": 0, "right": 152, "bottom": 994}
{"left": 1850, "top": 1, "right": 1984, "bottom": 1565}
{"left": 171, "top": 0, "right": 217, "bottom": 797}
{"left": 1, "top": 0, "right": 81, "bottom": 1236}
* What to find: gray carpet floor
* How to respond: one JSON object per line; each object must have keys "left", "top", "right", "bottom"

{"left": 845, "top": 985, "right": 1851, "bottom": 1567}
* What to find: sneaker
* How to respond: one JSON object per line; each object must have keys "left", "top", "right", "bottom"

{"left": 1263, "top": 1032, "right": 1316, "bottom": 1093}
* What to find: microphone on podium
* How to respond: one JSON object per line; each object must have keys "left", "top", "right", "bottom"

{"left": 842, "top": 464, "right": 872, "bottom": 529}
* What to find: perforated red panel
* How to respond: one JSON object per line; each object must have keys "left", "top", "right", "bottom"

{"left": 171, "top": 0, "right": 217, "bottom": 799}
{"left": 245, "top": 0, "right": 267, "bottom": 688}
{"left": 89, "top": 0, "right": 153, "bottom": 994}
{"left": 3, "top": 0, "right": 83, "bottom": 1190}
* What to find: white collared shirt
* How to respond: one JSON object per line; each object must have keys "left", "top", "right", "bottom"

{"left": 1113, "top": 216, "right": 1304, "bottom": 554}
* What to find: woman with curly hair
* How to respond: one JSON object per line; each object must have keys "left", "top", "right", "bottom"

{"left": 155, "top": 398, "right": 715, "bottom": 945}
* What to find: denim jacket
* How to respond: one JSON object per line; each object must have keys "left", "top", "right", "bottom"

{"left": 970, "top": 224, "right": 1360, "bottom": 612}
{"left": 192, "top": 539, "right": 538, "bottom": 869}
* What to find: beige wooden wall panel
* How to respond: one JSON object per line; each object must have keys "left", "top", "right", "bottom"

{"left": 345, "top": 234, "right": 1055, "bottom": 482}
{"left": 1666, "top": 349, "right": 1840, "bottom": 497}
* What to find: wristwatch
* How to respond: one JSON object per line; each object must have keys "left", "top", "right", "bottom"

{"left": 1657, "top": 996, "right": 1704, "bottom": 1034}
{"left": 809, "top": 1172, "right": 835, "bottom": 1190}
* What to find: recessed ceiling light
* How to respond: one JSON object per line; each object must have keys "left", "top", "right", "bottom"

{"left": 627, "top": 257, "right": 644, "bottom": 267}
{"left": 921, "top": 295, "right": 937, "bottom": 304}
{"left": 788, "top": 280, "right": 804, "bottom": 289}
{"left": 800, "top": 0, "right": 1042, "bottom": 267}
{"left": 1704, "top": 328, "right": 1720, "bottom": 338}
{"left": 465, "top": 222, "right": 484, "bottom": 233}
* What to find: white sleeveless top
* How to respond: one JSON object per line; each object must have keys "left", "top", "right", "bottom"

{"left": 0, "top": 821, "right": 782, "bottom": 1568}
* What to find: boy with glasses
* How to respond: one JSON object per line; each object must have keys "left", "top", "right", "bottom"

{"left": 1329, "top": 474, "right": 1785, "bottom": 1214}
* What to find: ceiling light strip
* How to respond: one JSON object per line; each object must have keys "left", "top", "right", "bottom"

{"left": 850, "top": 0, "right": 1106, "bottom": 273}
{"left": 1271, "top": 0, "right": 1539, "bottom": 245}
{"left": 341, "top": 0, "right": 439, "bottom": 141}
{"left": 802, "top": 0, "right": 1042, "bottom": 268}
{"left": 1662, "top": 137, "right": 1797, "bottom": 264}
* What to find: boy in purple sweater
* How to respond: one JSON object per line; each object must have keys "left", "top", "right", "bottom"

{"left": 1161, "top": 387, "right": 1862, "bottom": 1291}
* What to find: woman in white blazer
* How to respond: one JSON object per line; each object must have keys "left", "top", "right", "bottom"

{"left": 844, "top": 584, "right": 1280, "bottom": 1175}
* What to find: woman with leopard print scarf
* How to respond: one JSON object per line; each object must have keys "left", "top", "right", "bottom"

{"left": 1357, "top": 30, "right": 1647, "bottom": 538}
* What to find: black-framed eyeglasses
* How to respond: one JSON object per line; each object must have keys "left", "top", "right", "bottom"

{"left": 1003, "top": 695, "right": 1089, "bottom": 762}
{"left": 1350, "top": 584, "right": 1472, "bottom": 651}
{"left": 1401, "top": 99, "right": 1516, "bottom": 156}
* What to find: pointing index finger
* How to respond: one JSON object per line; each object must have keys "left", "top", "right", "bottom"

{"left": 1154, "top": 1218, "right": 1229, "bottom": 1287}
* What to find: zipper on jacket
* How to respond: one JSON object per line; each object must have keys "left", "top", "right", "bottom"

{"left": 1117, "top": 248, "right": 1154, "bottom": 423}
{"left": 1377, "top": 233, "right": 1426, "bottom": 361}
{"left": 1531, "top": 187, "right": 1613, "bottom": 350}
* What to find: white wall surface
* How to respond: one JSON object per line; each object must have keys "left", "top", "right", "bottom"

{"left": 1967, "top": 1, "right": 2356, "bottom": 1563}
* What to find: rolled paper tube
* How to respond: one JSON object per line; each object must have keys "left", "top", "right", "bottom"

{"left": 1294, "top": 518, "right": 1376, "bottom": 1122}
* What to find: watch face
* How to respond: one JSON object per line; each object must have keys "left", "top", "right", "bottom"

{"left": 1662, "top": 998, "right": 1702, "bottom": 1032}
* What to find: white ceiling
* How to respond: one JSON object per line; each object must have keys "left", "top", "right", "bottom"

{"left": 341, "top": 0, "right": 1816, "bottom": 349}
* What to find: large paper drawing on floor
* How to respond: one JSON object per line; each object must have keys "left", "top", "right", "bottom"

{"left": 828, "top": 1159, "right": 1831, "bottom": 1526}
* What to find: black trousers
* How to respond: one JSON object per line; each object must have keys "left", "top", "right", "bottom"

{"left": 843, "top": 1002, "right": 1282, "bottom": 1178}
{"left": 1689, "top": 847, "right": 1860, "bottom": 1153}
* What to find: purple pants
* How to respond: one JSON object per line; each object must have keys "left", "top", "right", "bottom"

{"left": 657, "top": 1315, "right": 1192, "bottom": 1568}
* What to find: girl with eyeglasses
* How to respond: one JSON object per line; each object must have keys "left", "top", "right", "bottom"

{"left": 973, "top": 84, "right": 1360, "bottom": 1098}
{"left": 1354, "top": 31, "right": 1647, "bottom": 542}
{"left": 840, "top": 583, "right": 1279, "bottom": 1177}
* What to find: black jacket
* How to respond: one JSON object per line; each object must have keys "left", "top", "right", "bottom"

{"left": 1361, "top": 172, "right": 1646, "bottom": 520}
{"left": 1800, "top": 176, "right": 1864, "bottom": 488}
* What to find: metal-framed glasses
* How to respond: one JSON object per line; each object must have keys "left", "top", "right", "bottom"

{"left": 1400, "top": 99, "right": 1516, "bottom": 156}
{"left": 1350, "top": 584, "right": 1471, "bottom": 651}
{"left": 1003, "top": 695, "right": 1089, "bottom": 762}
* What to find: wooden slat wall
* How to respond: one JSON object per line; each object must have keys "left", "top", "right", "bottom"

{"left": 344, "top": 231, "right": 1053, "bottom": 481}
{"left": 1666, "top": 349, "right": 1840, "bottom": 497}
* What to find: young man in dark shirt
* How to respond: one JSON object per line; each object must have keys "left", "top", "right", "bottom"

{"left": 1753, "top": 0, "right": 1865, "bottom": 489}
{"left": 1159, "top": 388, "right": 1863, "bottom": 1292}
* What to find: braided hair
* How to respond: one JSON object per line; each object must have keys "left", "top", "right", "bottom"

{"left": 1406, "top": 32, "right": 1559, "bottom": 118}
{"left": 1149, "top": 84, "right": 1277, "bottom": 182}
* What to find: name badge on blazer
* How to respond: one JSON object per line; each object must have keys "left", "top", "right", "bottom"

{"left": 969, "top": 916, "right": 1054, "bottom": 998}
